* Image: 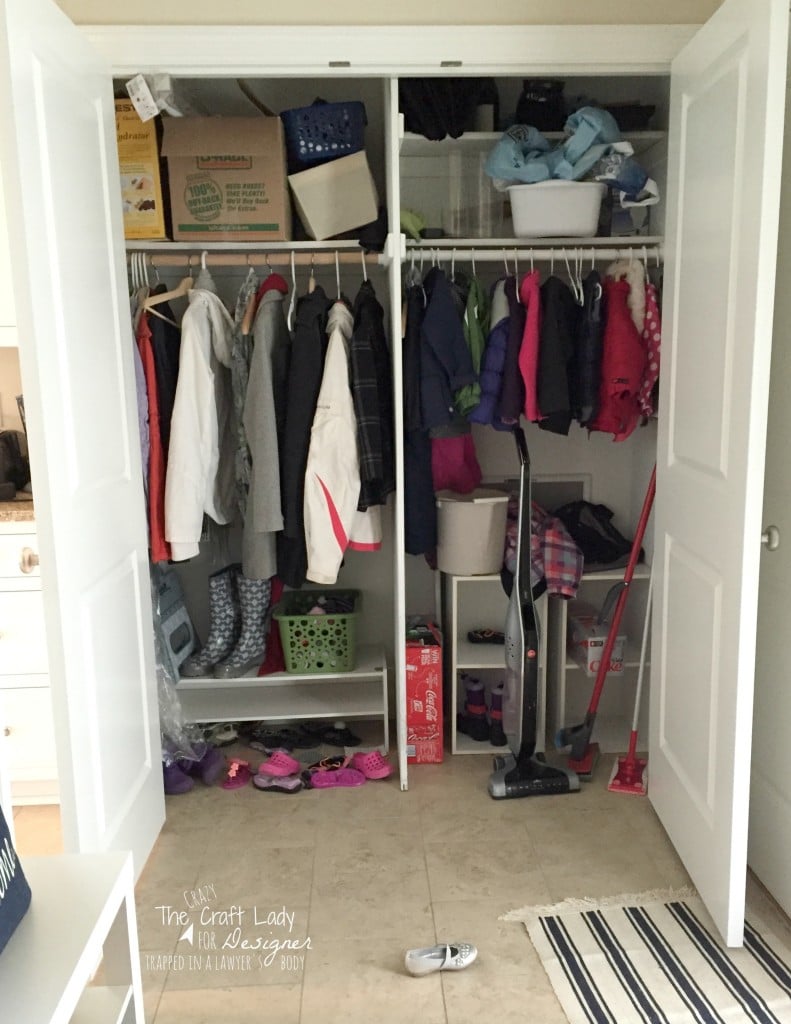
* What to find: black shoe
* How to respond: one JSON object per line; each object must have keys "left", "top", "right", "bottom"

{"left": 489, "top": 720, "right": 507, "bottom": 747}
{"left": 457, "top": 713, "right": 490, "bottom": 742}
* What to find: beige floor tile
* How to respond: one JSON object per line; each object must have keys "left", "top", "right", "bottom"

{"left": 153, "top": 983, "right": 302, "bottom": 1024}
{"left": 309, "top": 894, "right": 435, "bottom": 945}
{"left": 13, "top": 804, "right": 63, "bottom": 856}
{"left": 419, "top": 803, "right": 532, "bottom": 845}
{"left": 141, "top": 968, "right": 166, "bottom": 1022}
{"left": 425, "top": 839, "right": 551, "bottom": 905}
{"left": 314, "top": 813, "right": 419, "bottom": 854}
{"left": 540, "top": 850, "right": 670, "bottom": 903}
{"left": 311, "top": 843, "right": 430, "bottom": 903}
{"left": 300, "top": 937, "right": 446, "bottom": 1024}
{"left": 443, "top": 970, "right": 567, "bottom": 1024}
{"left": 206, "top": 845, "right": 315, "bottom": 906}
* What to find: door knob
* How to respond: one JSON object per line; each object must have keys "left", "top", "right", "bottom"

{"left": 19, "top": 546, "right": 39, "bottom": 573}
{"left": 761, "top": 525, "right": 781, "bottom": 551}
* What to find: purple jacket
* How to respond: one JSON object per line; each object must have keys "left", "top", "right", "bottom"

{"left": 468, "top": 279, "right": 509, "bottom": 425}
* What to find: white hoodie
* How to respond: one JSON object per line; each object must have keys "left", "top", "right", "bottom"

{"left": 304, "top": 301, "right": 381, "bottom": 584}
{"left": 165, "top": 288, "right": 235, "bottom": 561}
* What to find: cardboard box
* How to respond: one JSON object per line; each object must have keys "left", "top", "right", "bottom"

{"left": 161, "top": 117, "right": 291, "bottom": 241}
{"left": 288, "top": 150, "right": 378, "bottom": 241}
{"left": 405, "top": 620, "right": 443, "bottom": 764}
{"left": 567, "top": 600, "right": 626, "bottom": 678}
{"left": 115, "top": 100, "right": 167, "bottom": 240}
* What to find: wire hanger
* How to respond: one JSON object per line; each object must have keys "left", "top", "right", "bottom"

{"left": 287, "top": 251, "right": 297, "bottom": 331}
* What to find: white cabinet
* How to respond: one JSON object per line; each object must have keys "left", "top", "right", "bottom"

{"left": 0, "top": 521, "right": 58, "bottom": 805}
{"left": 546, "top": 566, "right": 651, "bottom": 754}
{"left": 442, "top": 572, "right": 547, "bottom": 754}
{"left": 0, "top": 852, "right": 145, "bottom": 1024}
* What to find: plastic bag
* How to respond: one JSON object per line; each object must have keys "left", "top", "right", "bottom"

{"left": 150, "top": 570, "right": 204, "bottom": 765}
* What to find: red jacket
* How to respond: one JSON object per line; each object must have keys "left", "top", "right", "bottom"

{"left": 589, "top": 278, "right": 646, "bottom": 442}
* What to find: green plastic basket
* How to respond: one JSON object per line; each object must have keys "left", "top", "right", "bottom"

{"left": 273, "top": 590, "right": 359, "bottom": 674}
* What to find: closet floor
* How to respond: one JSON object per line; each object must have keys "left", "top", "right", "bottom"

{"left": 14, "top": 750, "right": 791, "bottom": 1024}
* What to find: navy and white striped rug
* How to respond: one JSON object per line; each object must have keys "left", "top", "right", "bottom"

{"left": 507, "top": 890, "right": 791, "bottom": 1023}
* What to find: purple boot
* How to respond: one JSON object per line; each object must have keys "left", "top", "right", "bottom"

{"left": 163, "top": 761, "right": 194, "bottom": 795}
{"left": 181, "top": 746, "right": 224, "bottom": 786}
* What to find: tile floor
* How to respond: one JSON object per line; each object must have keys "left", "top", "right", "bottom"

{"left": 13, "top": 743, "right": 791, "bottom": 1024}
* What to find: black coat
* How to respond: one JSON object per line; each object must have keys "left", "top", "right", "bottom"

{"left": 538, "top": 276, "right": 579, "bottom": 436}
{"left": 277, "top": 286, "right": 330, "bottom": 588}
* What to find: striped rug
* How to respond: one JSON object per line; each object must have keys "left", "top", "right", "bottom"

{"left": 505, "top": 889, "right": 791, "bottom": 1023}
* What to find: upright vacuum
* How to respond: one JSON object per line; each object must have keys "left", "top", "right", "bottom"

{"left": 488, "top": 428, "right": 580, "bottom": 799}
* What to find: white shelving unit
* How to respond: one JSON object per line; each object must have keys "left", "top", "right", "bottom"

{"left": 400, "top": 129, "right": 667, "bottom": 159}
{"left": 442, "top": 573, "right": 548, "bottom": 756}
{"left": 0, "top": 852, "right": 144, "bottom": 1024}
{"left": 546, "top": 565, "right": 651, "bottom": 754}
{"left": 176, "top": 644, "right": 389, "bottom": 751}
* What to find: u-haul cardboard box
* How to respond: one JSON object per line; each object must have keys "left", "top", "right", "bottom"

{"left": 405, "top": 620, "right": 443, "bottom": 764}
{"left": 161, "top": 117, "right": 291, "bottom": 241}
{"left": 115, "top": 100, "right": 167, "bottom": 240}
{"left": 567, "top": 600, "right": 626, "bottom": 678}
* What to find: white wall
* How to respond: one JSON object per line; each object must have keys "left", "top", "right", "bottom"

{"left": 58, "top": 0, "right": 721, "bottom": 25}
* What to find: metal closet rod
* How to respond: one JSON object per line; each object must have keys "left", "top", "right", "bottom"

{"left": 126, "top": 251, "right": 384, "bottom": 268}
{"left": 404, "top": 245, "right": 663, "bottom": 263}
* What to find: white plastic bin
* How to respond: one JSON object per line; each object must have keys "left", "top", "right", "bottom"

{"left": 436, "top": 489, "right": 509, "bottom": 575}
{"left": 507, "top": 180, "right": 606, "bottom": 238}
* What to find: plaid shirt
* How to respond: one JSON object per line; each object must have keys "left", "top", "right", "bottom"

{"left": 505, "top": 499, "right": 584, "bottom": 598}
{"left": 350, "top": 281, "right": 395, "bottom": 510}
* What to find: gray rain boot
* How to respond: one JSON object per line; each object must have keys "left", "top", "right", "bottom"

{"left": 180, "top": 565, "right": 241, "bottom": 677}
{"left": 214, "top": 575, "right": 272, "bottom": 678}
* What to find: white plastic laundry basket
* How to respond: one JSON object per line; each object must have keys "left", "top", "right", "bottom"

{"left": 508, "top": 180, "right": 606, "bottom": 238}
{"left": 436, "top": 489, "right": 509, "bottom": 575}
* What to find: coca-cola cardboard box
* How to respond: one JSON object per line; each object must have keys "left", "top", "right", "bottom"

{"left": 567, "top": 600, "right": 626, "bottom": 678}
{"left": 405, "top": 620, "right": 443, "bottom": 764}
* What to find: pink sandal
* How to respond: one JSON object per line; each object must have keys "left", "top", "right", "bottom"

{"left": 256, "top": 750, "right": 301, "bottom": 778}
{"left": 221, "top": 758, "right": 252, "bottom": 790}
{"left": 304, "top": 756, "right": 365, "bottom": 788}
{"left": 349, "top": 751, "right": 393, "bottom": 780}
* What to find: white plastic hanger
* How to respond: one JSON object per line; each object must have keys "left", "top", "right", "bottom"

{"left": 287, "top": 251, "right": 297, "bottom": 331}
{"left": 335, "top": 250, "right": 341, "bottom": 299}
{"left": 361, "top": 248, "right": 368, "bottom": 284}
{"left": 308, "top": 254, "right": 316, "bottom": 294}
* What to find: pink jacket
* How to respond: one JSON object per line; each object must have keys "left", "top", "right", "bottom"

{"left": 517, "top": 270, "right": 543, "bottom": 421}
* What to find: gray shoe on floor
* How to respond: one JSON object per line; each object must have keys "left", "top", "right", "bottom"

{"left": 404, "top": 942, "right": 478, "bottom": 976}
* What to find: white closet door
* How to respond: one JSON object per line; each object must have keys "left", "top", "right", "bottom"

{"left": 0, "top": 0, "right": 164, "bottom": 876}
{"left": 651, "top": 0, "right": 788, "bottom": 945}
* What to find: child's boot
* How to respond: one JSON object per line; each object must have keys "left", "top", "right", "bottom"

{"left": 489, "top": 681, "right": 507, "bottom": 747}
{"left": 457, "top": 674, "right": 489, "bottom": 742}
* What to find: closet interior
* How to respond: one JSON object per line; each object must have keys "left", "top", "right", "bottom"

{"left": 121, "top": 70, "right": 669, "bottom": 788}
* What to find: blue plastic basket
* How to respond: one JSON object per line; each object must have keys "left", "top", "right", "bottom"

{"left": 281, "top": 101, "right": 367, "bottom": 170}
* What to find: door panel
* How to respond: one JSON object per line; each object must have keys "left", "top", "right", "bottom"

{"left": 651, "top": 0, "right": 788, "bottom": 945}
{"left": 749, "top": 59, "right": 791, "bottom": 918}
{"left": 0, "top": 0, "right": 164, "bottom": 876}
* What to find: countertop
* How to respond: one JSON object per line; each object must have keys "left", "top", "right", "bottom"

{"left": 0, "top": 496, "right": 34, "bottom": 522}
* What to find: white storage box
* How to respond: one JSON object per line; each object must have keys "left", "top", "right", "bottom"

{"left": 436, "top": 489, "right": 509, "bottom": 576}
{"left": 508, "top": 180, "right": 606, "bottom": 238}
{"left": 287, "top": 150, "right": 378, "bottom": 240}
{"left": 567, "top": 600, "right": 626, "bottom": 677}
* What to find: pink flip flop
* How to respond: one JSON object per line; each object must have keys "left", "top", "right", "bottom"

{"left": 221, "top": 758, "right": 252, "bottom": 790}
{"left": 257, "top": 750, "right": 301, "bottom": 777}
{"left": 306, "top": 762, "right": 366, "bottom": 788}
{"left": 349, "top": 751, "right": 393, "bottom": 780}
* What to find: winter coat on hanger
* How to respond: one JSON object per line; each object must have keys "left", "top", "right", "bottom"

{"left": 537, "top": 276, "right": 579, "bottom": 436}
{"left": 589, "top": 277, "right": 647, "bottom": 441}
{"left": 147, "top": 286, "right": 181, "bottom": 455}
{"left": 165, "top": 288, "right": 235, "bottom": 562}
{"left": 278, "top": 285, "right": 330, "bottom": 589}
{"left": 496, "top": 275, "right": 526, "bottom": 429}
{"left": 136, "top": 311, "right": 169, "bottom": 563}
{"left": 230, "top": 268, "right": 259, "bottom": 520}
{"left": 350, "top": 279, "right": 395, "bottom": 511}
{"left": 419, "top": 267, "right": 476, "bottom": 430}
{"left": 469, "top": 279, "right": 509, "bottom": 426}
{"left": 304, "top": 301, "right": 382, "bottom": 586}
{"left": 517, "top": 269, "right": 542, "bottom": 422}
{"left": 242, "top": 284, "right": 290, "bottom": 581}
{"left": 454, "top": 276, "right": 488, "bottom": 417}
{"left": 572, "top": 271, "right": 603, "bottom": 426}
{"left": 403, "top": 281, "right": 437, "bottom": 557}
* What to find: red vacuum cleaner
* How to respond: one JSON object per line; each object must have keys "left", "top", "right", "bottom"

{"left": 555, "top": 464, "right": 656, "bottom": 778}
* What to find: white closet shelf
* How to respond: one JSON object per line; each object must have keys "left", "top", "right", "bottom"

{"left": 581, "top": 565, "right": 651, "bottom": 582}
{"left": 454, "top": 731, "right": 513, "bottom": 756}
{"left": 400, "top": 130, "right": 667, "bottom": 159}
{"left": 176, "top": 645, "right": 390, "bottom": 748}
{"left": 565, "top": 641, "right": 651, "bottom": 672}
{"left": 406, "top": 236, "right": 663, "bottom": 252}
{"left": 125, "top": 239, "right": 375, "bottom": 252}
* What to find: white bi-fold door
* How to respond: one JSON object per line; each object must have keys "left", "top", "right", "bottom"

{"left": 0, "top": 0, "right": 165, "bottom": 877}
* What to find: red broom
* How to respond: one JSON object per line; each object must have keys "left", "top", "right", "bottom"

{"left": 608, "top": 567, "right": 653, "bottom": 795}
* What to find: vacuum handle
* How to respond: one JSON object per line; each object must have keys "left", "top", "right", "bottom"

{"left": 514, "top": 427, "right": 530, "bottom": 471}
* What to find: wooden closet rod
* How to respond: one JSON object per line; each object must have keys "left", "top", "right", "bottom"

{"left": 128, "top": 251, "right": 383, "bottom": 269}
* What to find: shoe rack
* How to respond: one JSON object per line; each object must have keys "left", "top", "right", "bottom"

{"left": 440, "top": 573, "right": 547, "bottom": 755}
